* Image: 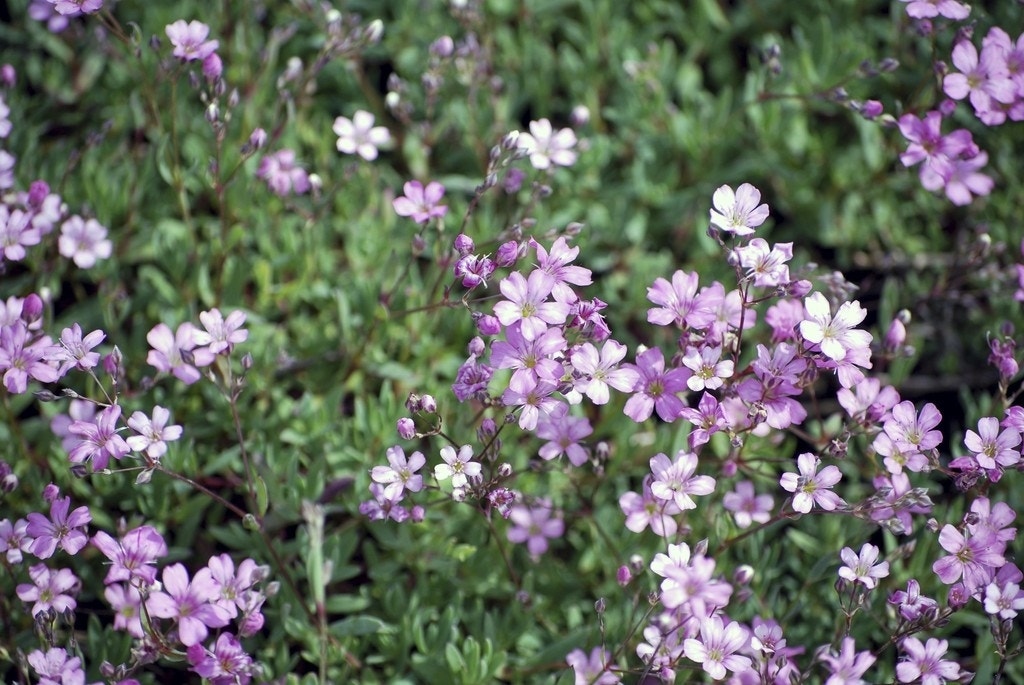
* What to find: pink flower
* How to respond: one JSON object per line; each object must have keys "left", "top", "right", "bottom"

{"left": 895, "top": 637, "right": 962, "bottom": 684}
{"left": 734, "top": 238, "right": 792, "bottom": 287}
{"left": 166, "top": 20, "right": 219, "bottom": 62}
{"left": 187, "top": 633, "right": 255, "bottom": 685}
{"left": 646, "top": 270, "right": 718, "bottom": 329}
{"left": 147, "top": 563, "right": 231, "bottom": 647}
{"left": 889, "top": 579, "right": 938, "bottom": 622}
{"left": 256, "top": 149, "right": 311, "bottom": 196}
{"left": 105, "top": 583, "right": 144, "bottom": 637}
{"left": 898, "top": 0, "right": 969, "bottom": 19}
{"left": 683, "top": 616, "right": 752, "bottom": 680}
{"left": 26, "top": 648, "right": 85, "bottom": 685}
{"left": 0, "top": 322, "right": 60, "bottom": 393}
{"left": 932, "top": 525, "right": 1005, "bottom": 591}
{"left": 58, "top": 215, "right": 112, "bottom": 268}
{"left": 681, "top": 345, "right": 733, "bottom": 392}
{"left": 722, "top": 481, "right": 773, "bottom": 528}
{"left": 392, "top": 181, "right": 448, "bottom": 224}
{"left": 535, "top": 404, "right": 592, "bottom": 466}
{"left": 68, "top": 404, "right": 130, "bottom": 471}
{"left": 0, "top": 517, "right": 32, "bottom": 563}
{"left": 333, "top": 110, "right": 390, "bottom": 161}
{"left": 52, "top": 323, "right": 105, "bottom": 374}
{"left": 619, "top": 475, "right": 681, "bottom": 537}
{"left": 501, "top": 373, "right": 562, "bottom": 431}
{"left": 819, "top": 637, "right": 876, "bottom": 685}
{"left": 964, "top": 417, "right": 1021, "bottom": 469}
{"left": 517, "top": 118, "right": 577, "bottom": 170}
{"left": 47, "top": 0, "right": 102, "bottom": 14}
{"left": 943, "top": 41, "right": 1016, "bottom": 113}
{"left": 371, "top": 446, "right": 425, "bottom": 499}
{"left": 622, "top": 347, "right": 690, "bottom": 423}
{"left": 532, "top": 237, "right": 592, "bottom": 302}
{"left": 507, "top": 498, "right": 564, "bottom": 559}
{"left": 648, "top": 450, "right": 716, "bottom": 511}
{"left": 780, "top": 453, "right": 844, "bottom": 513}
{"left": 984, "top": 578, "right": 1024, "bottom": 620}
{"left": 493, "top": 270, "right": 570, "bottom": 340}
{"left": 147, "top": 321, "right": 215, "bottom": 385}
{"left": 709, "top": 182, "right": 769, "bottom": 236}
{"left": 0, "top": 205, "right": 41, "bottom": 261}
{"left": 837, "top": 543, "right": 890, "bottom": 589}
{"left": 565, "top": 647, "right": 620, "bottom": 685}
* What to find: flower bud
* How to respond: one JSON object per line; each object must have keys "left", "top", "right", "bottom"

{"left": 420, "top": 395, "right": 437, "bottom": 413}
{"left": 497, "top": 462, "right": 512, "bottom": 477}
{"left": 0, "top": 64, "right": 15, "bottom": 88}
{"left": 733, "top": 565, "right": 754, "bottom": 585}
{"left": 451, "top": 487, "right": 466, "bottom": 502}
{"left": 693, "top": 538, "right": 709, "bottom": 556}
{"left": 479, "top": 418, "right": 497, "bottom": 436}
{"left": 363, "top": 19, "right": 384, "bottom": 45}
{"left": 430, "top": 36, "right": 454, "bottom": 57}
{"left": 502, "top": 130, "right": 520, "bottom": 150}
{"left": 617, "top": 565, "right": 632, "bottom": 587}
{"left": 205, "top": 102, "right": 219, "bottom": 124}
{"left": 594, "top": 597, "right": 606, "bottom": 614}
{"left": 467, "top": 336, "right": 485, "bottom": 357}
{"left": 571, "top": 105, "right": 590, "bottom": 127}
{"left": 861, "top": 100, "right": 883, "bottom": 120}
{"left": 1, "top": 471, "right": 18, "bottom": 493}
{"left": 396, "top": 417, "right": 416, "bottom": 440}
{"left": 454, "top": 233, "right": 475, "bottom": 255}
{"left": 411, "top": 505, "right": 425, "bottom": 522}
{"left": 203, "top": 52, "right": 223, "bottom": 81}
{"left": 885, "top": 316, "right": 907, "bottom": 351}
{"left": 21, "top": 293, "right": 43, "bottom": 325}
{"left": 42, "top": 483, "right": 60, "bottom": 502}
{"left": 475, "top": 314, "right": 501, "bottom": 336}
{"left": 248, "top": 127, "right": 267, "bottom": 151}
{"left": 405, "top": 393, "right": 422, "bottom": 413}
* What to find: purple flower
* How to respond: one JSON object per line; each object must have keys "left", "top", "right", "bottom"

{"left": 67, "top": 404, "right": 130, "bottom": 471}
{"left": 147, "top": 563, "right": 231, "bottom": 647}
{"left": 392, "top": 180, "right": 448, "bottom": 224}
{"left": 490, "top": 322, "right": 565, "bottom": 386}
{"left": 0, "top": 150, "right": 14, "bottom": 189}
{"left": 126, "top": 406, "right": 183, "bottom": 461}
{"left": 58, "top": 215, "right": 112, "bottom": 268}
{"left": 147, "top": 321, "right": 215, "bottom": 385}
{"left": 16, "top": 563, "right": 79, "bottom": 616}
{"left": 942, "top": 151, "right": 993, "bottom": 206}
{"left": 105, "top": 583, "right": 144, "bottom": 637}
{"left": 25, "top": 496, "right": 91, "bottom": 559}
{"left": 52, "top": 323, "right": 105, "bottom": 375}
{"left": 734, "top": 238, "right": 792, "bottom": 287}
{"left": 333, "top": 110, "right": 390, "bottom": 161}
{"left": 187, "top": 633, "right": 255, "bottom": 685}
{"left": 619, "top": 475, "right": 681, "bottom": 537}
{"left": 681, "top": 344, "right": 734, "bottom": 392}
{"left": 256, "top": 149, "right": 311, "bottom": 196}
{"left": 535, "top": 404, "right": 592, "bottom": 466}
{"left": 984, "top": 577, "right": 1024, "bottom": 620}
{"left": 166, "top": 20, "right": 219, "bottom": 62}
{"left": 532, "top": 237, "right": 592, "bottom": 302}
{"left": 780, "top": 453, "right": 844, "bottom": 513}
{"left": 0, "top": 517, "right": 33, "bottom": 563}
{"left": 92, "top": 525, "right": 168, "bottom": 585}
{"left": 646, "top": 270, "right": 717, "bottom": 329}
{"left": 0, "top": 322, "right": 60, "bottom": 393}
{"left": 648, "top": 450, "right": 716, "bottom": 511}
{"left": 884, "top": 401, "right": 943, "bottom": 454}
{"left": 964, "top": 417, "right": 1021, "bottom": 470}
{"left": 800, "top": 292, "right": 871, "bottom": 362}
{"left": 895, "top": 637, "right": 962, "bottom": 684}
{"left": 506, "top": 498, "right": 564, "bottom": 559}
{"left": 622, "top": 347, "right": 690, "bottom": 423}
{"left": 722, "top": 481, "right": 773, "bottom": 528}
{"left": 889, "top": 579, "right": 938, "bottom": 622}
{"left": 370, "top": 446, "right": 425, "bottom": 499}
{"left": 943, "top": 41, "right": 1016, "bottom": 114}
{"left": 501, "top": 373, "right": 562, "bottom": 430}
{"left": 709, "top": 182, "right": 770, "bottom": 236}
{"left": 204, "top": 554, "right": 261, "bottom": 617}
{"left": 517, "top": 118, "right": 577, "bottom": 170}
{"left": 932, "top": 524, "right": 1005, "bottom": 591}
{"left": 683, "top": 616, "right": 752, "bottom": 680}
{"left": 837, "top": 543, "right": 890, "bottom": 589}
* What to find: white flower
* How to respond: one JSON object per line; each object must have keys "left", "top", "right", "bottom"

{"left": 333, "top": 110, "right": 390, "bottom": 161}
{"left": 517, "top": 118, "right": 577, "bottom": 170}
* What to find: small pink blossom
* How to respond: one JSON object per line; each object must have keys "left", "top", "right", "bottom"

{"left": 256, "top": 149, "right": 311, "bottom": 197}
{"left": 166, "top": 20, "right": 219, "bottom": 62}
{"left": 780, "top": 453, "right": 844, "bottom": 513}
{"left": 507, "top": 498, "right": 564, "bottom": 559}
{"left": 434, "top": 445, "right": 481, "bottom": 489}
{"left": 709, "top": 182, "right": 769, "bottom": 236}
{"left": 58, "top": 215, "right": 112, "bottom": 268}
{"left": 392, "top": 180, "right": 448, "bottom": 224}
{"left": 517, "top": 118, "right": 577, "bottom": 170}
{"left": 838, "top": 543, "right": 890, "bottom": 589}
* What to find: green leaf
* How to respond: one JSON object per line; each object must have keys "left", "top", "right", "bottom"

{"left": 329, "top": 615, "right": 389, "bottom": 637}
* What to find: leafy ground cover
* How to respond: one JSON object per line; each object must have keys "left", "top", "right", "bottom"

{"left": 0, "top": 0, "right": 1023, "bottom": 683}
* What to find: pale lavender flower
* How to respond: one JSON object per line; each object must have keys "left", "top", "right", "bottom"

{"left": 493, "top": 270, "right": 570, "bottom": 340}
{"left": 0, "top": 150, "right": 14, "bottom": 189}
{"left": 0, "top": 205, "right": 41, "bottom": 261}
{"left": 256, "top": 149, "right": 310, "bottom": 196}
{"left": 489, "top": 322, "right": 565, "bottom": 386}
{"left": 26, "top": 648, "right": 85, "bottom": 685}
{"left": 838, "top": 543, "right": 890, "bottom": 589}
{"left": 709, "top": 182, "right": 769, "bottom": 236}
{"left": 105, "top": 583, "right": 144, "bottom": 637}
{"left": 722, "top": 481, "right": 773, "bottom": 528}
{"left": 434, "top": 445, "right": 481, "bottom": 489}
{"left": 780, "top": 453, "right": 844, "bottom": 513}
{"left": 126, "top": 406, "right": 183, "bottom": 461}
{"left": 371, "top": 446, "right": 425, "bottom": 499}
{"left": 58, "top": 215, "right": 112, "bottom": 268}
{"left": 146, "top": 563, "right": 231, "bottom": 647}
{"left": 204, "top": 553, "right": 261, "bottom": 618}
{"left": 532, "top": 237, "right": 592, "bottom": 302}
{"left": 333, "top": 110, "right": 390, "bottom": 161}
{"left": 734, "top": 238, "right": 792, "bottom": 287}
{"left": 0, "top": 517, "right": 33, "bottom": 563}
{"left": 535, "top": 404, "right": 592, "bottom": 466}
{"left": 889, "top": 579, "right": 938, "bottom": 622}
{"left": 47, "top": 0, "right": 102, "bottom": 14}
{"left": 193, "top": 308, "right": 248, "bottom": 355}
{"left": 67, "top": 404, "right": 130, "bottom": 471}
{"left": 53, "top": 323, "right": 105, "bottom": 374}
{"left": 683, "top": 616, "right": 752, "bottom": 680}
{"left": 649, "top": 450, "right": 716, "bottom": 511}
{"left": 619, "top": 475, "right": 681, "bottom": 537}
{"left": 92, "top": 525, "right": 168, "bottom": 585}
{"left": 932, "top": 525, "right": 1005, "bottom": 591}
{"left": 681, "top": 345, "right": 734, "bottom": 392}
{"left": 622, "top": 346, "right": 690, "bottom": 423}
{"left": 646, "top": 270, "right": 718, "bottom": 329}
{"left": 392, "top": 180, "right": 448, "bottom": 223}
{"left": 895, "top": 637, "right": 962, "bottom": 684}
{"left": 187, "top": 632, "right": 255, "bottom": 684}
{"left": 166, "top": 20, "right": 219, "bottom": 61}
{"left": 25, "top": 496, "right": 91, "bottom": 559}
{"left": 984, "top": 579, "right": 1024, "bottom": 620}
{"left": 800, "top": 292, "right": 872, "bottom": 362}
{"left": 943, "top": 151, "right": 994, "bottom": 206}
{"left": 818, "top": 637, "right": 876, "bottom": 685}
{"left": 147, "top": 321, "right": 214, "bottom": 384}
{"left": 501, "top": 373, "right": 561, "bottom": 430}
{"left": 565, "top": 647, "right": 620, "bottom": 685}
{"left": 518, "top": 118, "right": 577, "bottom": 170}
{"left": 943, "top": 41, "right": 1016, "bottom": 113}
{"left": 0, "top": 322, "right": 60, "bottom": 393}
{"left": 507, "top": 498, "right": 564, "bottom": 559}
{"left": 17, "top": 563, "right": 79, "bottom": 617}
{"left": 570, "top": 340, "right": 639, "bottom": 404}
